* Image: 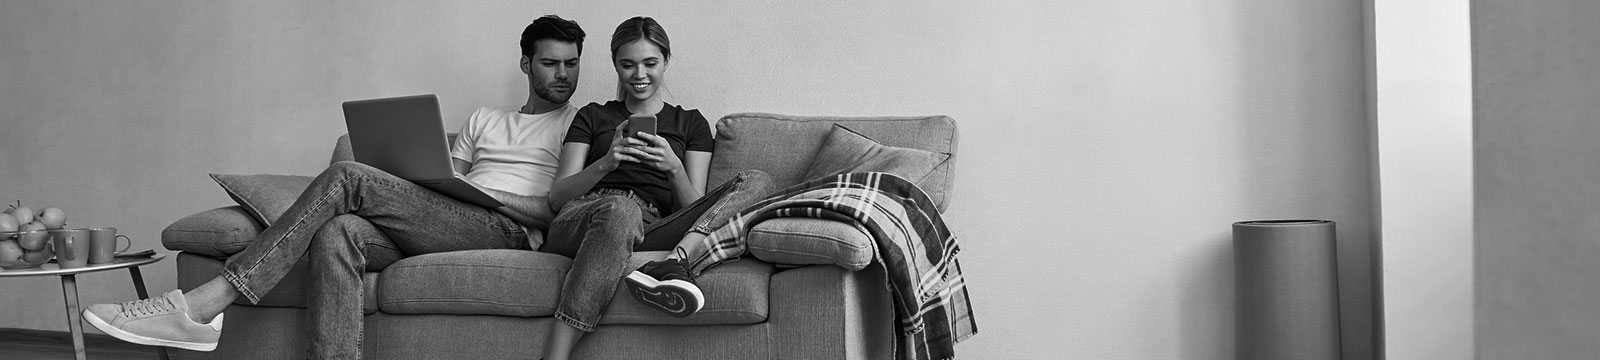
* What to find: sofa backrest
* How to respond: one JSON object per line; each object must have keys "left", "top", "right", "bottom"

{"left": 707, "top": 113, "right": 958, "bottom": 211}
{"left": 332, "top": 134, "right": 354, "bottom": 164}
{"left": 330, "top": 114, "right": 961, "bottom": 211}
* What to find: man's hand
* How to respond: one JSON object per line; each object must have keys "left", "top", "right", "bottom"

{"left": 483, "top": 188, "right": 553, "bottom": 230}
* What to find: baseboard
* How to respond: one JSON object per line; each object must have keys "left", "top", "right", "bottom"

{"left": 0, "top": 327, "right": 155, "bottom": 352}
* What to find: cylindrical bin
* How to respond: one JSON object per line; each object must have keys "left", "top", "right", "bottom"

{"left": 1233, "top": 220, "right": 1341, "bottom": 360}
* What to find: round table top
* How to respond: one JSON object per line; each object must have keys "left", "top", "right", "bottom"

{"left": 0, "top": 253, "right": 166, "bottom": 277}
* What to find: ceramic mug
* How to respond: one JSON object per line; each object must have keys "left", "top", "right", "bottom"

{"left": 87, "top": 227, "right": 132, "bottom": 264}
{"left": 49, "top": 228, "right": 91, "bottom": 269}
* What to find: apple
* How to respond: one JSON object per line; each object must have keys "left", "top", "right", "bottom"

{"left": 0, "top": 212, "right": 17, "bottom": 234}
{"left": 0, "top": 240, "right": 23, "bottom": 264}
{"left": 17, "top": 222, "right": 48, "bottom": 251}
{"left": 10, "top": 205, "right": 33, "bottom": 225}
{"left": 22, "top": 247, "right": 52, "bottom": 265}
{"left": 38, "top": 207, "right": 65, "bottom": 230}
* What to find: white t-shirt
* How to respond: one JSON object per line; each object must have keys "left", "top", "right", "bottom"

{"left": 449, "top": 105, "right": 577, "bottom": 244}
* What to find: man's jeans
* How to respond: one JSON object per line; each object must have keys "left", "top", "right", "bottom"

{"left": 542, "top": 170, "right": 773, "bottom": 332}
{"left": 219, "top": 161, "right": 529, "bottom": 359}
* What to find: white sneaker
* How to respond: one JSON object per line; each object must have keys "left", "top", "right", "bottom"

{"left": 82, "top": 289, "right": 223, "bottom": 351}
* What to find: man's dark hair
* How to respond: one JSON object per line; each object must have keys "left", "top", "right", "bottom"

{"left": 521, "top": 15, "right": 586, "bottom": 57}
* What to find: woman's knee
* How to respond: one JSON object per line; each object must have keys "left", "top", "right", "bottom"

{"left": 583, "top": 196, "right": 641, "bottom": 219}
{"left": 554, "top": 196, "right": 643, "bottom": 236}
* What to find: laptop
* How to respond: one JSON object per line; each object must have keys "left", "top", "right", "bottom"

{"left": 341, "top": 94, "right": 504, "bottom": 208}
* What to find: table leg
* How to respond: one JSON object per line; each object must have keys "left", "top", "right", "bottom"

{"left": 128, "top": 267, "right": 172, "bottom": 360}
{"left": 59, "top": 274, "right": 86, "bottom": 360}
{"left": 128, "top": 266, "right": 150, "bottom": 299}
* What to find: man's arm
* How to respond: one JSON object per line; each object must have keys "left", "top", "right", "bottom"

{"left": 483, "top": 188, "right": 554, "bottom": 230}
{"left": 457, "top": 158, "right": 551, "bottom": 229}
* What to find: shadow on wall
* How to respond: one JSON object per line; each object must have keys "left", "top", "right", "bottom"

{"left": 1226, "top": 0, "right": 1372, "bottom": 358}
{"left": 1177, "top": 233, "right": 1235, "bottom": 359}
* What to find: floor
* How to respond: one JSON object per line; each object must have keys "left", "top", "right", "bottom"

{"left": 0, "top": 328, "right": 162, "bottom": 360}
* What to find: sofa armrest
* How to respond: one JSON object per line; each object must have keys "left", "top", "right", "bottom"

{"left": 748, "top": 218, "right": 874, "bottom": 270}
{"left": 768, "top": 263, "right": 894, "bottom": 360}
{"left": 162, "top": 205, "right": 265, "bottom": 258}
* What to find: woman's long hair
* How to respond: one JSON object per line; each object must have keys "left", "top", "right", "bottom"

{"left": 611, "top": 16, "right": 671, "bottom": 101}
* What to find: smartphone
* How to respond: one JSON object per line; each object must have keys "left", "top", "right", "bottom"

{"left": 626, "top": 114, "right": 658, "bottom": 145}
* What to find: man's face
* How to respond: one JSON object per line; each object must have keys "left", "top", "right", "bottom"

{"left": 525, "top": 39, "right": 581, "bottom": 104}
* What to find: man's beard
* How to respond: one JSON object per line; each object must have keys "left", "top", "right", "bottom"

{"left": 533, "top": 80, "right": 574, "bottom": 104}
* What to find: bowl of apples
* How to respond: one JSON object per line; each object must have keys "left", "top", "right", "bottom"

{"left": 0, "top": 231, "right": 53, "bottom": 270}
{"left": 1, "top": 202, "right": 68, "bottom": 270}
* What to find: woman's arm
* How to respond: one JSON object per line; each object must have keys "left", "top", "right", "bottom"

{"left": 549, "top": 120, "right": 649, "bottom": 211}
{"left": 548, "top": 143, "right": 602, "bottom": 211}
{"left": 633, "top": 133, "right": 711, "bottom": 209}
{"left": 670, "top": 151, "right": 711, "bottom": 208}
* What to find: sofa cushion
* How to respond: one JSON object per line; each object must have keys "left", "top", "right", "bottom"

{"left": 748, "top": 218, "right": 874, "bottom": 271}
{"left": 209, "top": 173, "right": 314, "bottom": 226}
{"left": 597, "top": 252, "right": 774, "bottom": 326}
{"left": 378, "top": 250, "right": 570, "bottom": 317}
{"left": 162, "top": 206, "right": 405, "bottom": 266}
{"left": 376, "top": 250, "right": 774, "bottom": 326}
{"left": 162, "top": 206, "right": 263, "bottom": 257}
{"left": 803, "top": 124, "right": 950, "bottom": 186}
{"left": 174, "top": 251, "right": 341, "bottom": 310}
{"left": 708, "top": 113, "right": 958, "bottom": 211}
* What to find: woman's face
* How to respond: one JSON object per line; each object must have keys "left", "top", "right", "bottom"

{"left": 614, "top": 39, "right": 667, "bottom": 102}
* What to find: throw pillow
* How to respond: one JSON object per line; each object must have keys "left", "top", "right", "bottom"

{"left": 802, "top": 124, "right": 950, "bottom": 185}
{"left": 747, "top": 218, "right": 875, "bottom": 271}
{"left": 209, "top": 174, "right": 314, "bottom": 226}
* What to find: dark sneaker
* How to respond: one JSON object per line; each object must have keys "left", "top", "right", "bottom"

{"left": 625, "top": 258, "right": 705, "bottom": 317}
{"left": 81, "top": 289, "right": 223, "bottom": 351}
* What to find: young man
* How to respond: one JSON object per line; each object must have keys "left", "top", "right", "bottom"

{"left": 81, "top": 15, "right": 587, "bottom": 359}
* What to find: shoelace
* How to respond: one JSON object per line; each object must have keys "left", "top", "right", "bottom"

{"left": 121, "top": 296, "right": 176, "bottom": 318}
{"left": 672, "top": 246, "right": 710, "bottom": 278}
{"left": 661, "top": 247, "right": 694, "bottom": 281}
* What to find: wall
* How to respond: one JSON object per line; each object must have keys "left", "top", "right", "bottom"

{"left": 1372, "top": 0, "right": 1473, "bottom": 359}
{"left": 1473, "top": 1, "right": 1600, "bottom": 358}
{"left": 0, "top": 1, "right": 1375, "bottom": 358}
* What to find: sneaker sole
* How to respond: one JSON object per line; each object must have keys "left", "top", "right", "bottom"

{"left": 625, "top": 270, "right": 705, "bottom": 317}
{"left": 81, "top": 309, "right": 219, "bottom": 352}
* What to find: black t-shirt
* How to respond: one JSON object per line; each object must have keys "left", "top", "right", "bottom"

{"left": 563, "top": 101, "right": 715, "bottom": 212}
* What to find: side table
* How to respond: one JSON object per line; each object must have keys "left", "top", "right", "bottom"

{"left": 0, "top": 253, "right": 171, "bottom": 360}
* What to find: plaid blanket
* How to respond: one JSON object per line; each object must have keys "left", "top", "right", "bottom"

{"left": 691, "top": 172, "right": 978, "bottom": 360}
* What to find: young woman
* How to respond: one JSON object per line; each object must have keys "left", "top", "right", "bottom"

{"left": 538, "top": 16, "right": 772, "bottom": 360}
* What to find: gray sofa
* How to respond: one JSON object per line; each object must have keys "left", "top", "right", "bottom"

{"left": 160, "top": 113, "right": 958, "bottom": 359}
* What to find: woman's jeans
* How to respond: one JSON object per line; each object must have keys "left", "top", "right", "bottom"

{"left": 542, "top": 170, "right": 774, "bottom": 332}
{"left": 219, "top": 161, "right": 529, "bottom": 359}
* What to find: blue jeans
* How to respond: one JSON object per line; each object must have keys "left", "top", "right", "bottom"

{"left": 219, "top": 161, "right": 529, "bottom": 359}
{"left": 542, "top": 170, "right": 773, "bottom": 332}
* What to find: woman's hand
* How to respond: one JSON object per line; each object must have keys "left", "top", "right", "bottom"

{"left": 598, "top": 120, "right": 645, "bottom": 172}
{"left": 631, "top": 132, "right": 684, "bottom": 174}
